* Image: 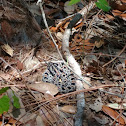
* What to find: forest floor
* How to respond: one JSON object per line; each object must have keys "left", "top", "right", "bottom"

{"left": 0, "top": 0, "right": 126, "bottom": 126}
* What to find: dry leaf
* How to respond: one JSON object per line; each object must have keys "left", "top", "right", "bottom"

{"left": 8, "top": 118, "right": 16, "bottom": 126}
{"left": 40, "top": 106, "right": 59, "bottom": 126}
{"left": 0, "top": 73, "right": 12, "bottom": 80}
{"left": 2, "top": 7, "right": 26, "bottom": 22}
{"left": 0, "top": 70, "right": 21, "bottom": 81}
{"left": 105, "top": 14, "right": 115, "bottom": 21}
{"left": 109, "top": 0, "right": 126, "bottom": 11}
{"left": 121, "top": 0, "right": 126, "bottom": 4}
{"left": 28, "top": 82, "right": 59, "bottom": 96}
{"left": 107, "top": 103, "right": 126, "bottom": 110}
{"left": 64, "top": 1, "right": 75, "bottom": 14}
{"left": 1, "top": 44, "right": 14, "bottom": 57}
{"left": 56, "top": 32, "right": 63, "bottom": 41}
{"left": 36, "top": 116, "right": 44, "bottom": 126}
{"left": 1, "top": 20, "right": 14, "bottom": 40}
{"left": 95, "top": 39, "right": 104, "bottom": 48}
{"left": 112, "top": 10, "right": 126, "bottom": 21}
{"left": 17, "top": 60, "right": 23, "bottom": 71}
{"left": 29, "top": 3, "right": 41, "bottom": 16}
{"left": 60, "top": 105, "right": 76, "bottom": 114}
{"left": 102, "top": 105, "right": 126, "bottom": 125}
{"left": 24, "top": 56, "right": 40, "bottom": 70}
{"left": 58, "top": 117, "right": 74, "bottom": 126}
{"left": 82, "top": 77, "right": 91, "bottom": 89}
{"left": 50, "top": 26, "right": 57, "bottom": 32}
{"left": 5, "top": 124, "right": 11, "bottom": 126}
{"left": 89, "top": 97, "right": 103, "bottom": 112}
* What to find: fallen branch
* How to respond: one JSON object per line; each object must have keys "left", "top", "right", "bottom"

{"left": 37, "top": 1, "right": 64, "bottom": 61}
{"left": 62, "top": 1, "right": 95, "bottom": 126}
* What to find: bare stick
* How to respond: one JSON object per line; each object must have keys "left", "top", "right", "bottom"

{"left": 103, "top": 44, "right": 126, "bottom": 67}
{"left": 38, "top": 1, "right": 64, "bottom": 61}
{"left": 62, "top": 2, "right": 95, "bottom": 126}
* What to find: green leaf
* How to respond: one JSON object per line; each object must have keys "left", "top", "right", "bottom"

{"left": 0, "top": 95, "right": 10, "bottom": 114}
{"left": 98, "top": 0, "right": 108, "bottom": 5}
{"left": 13, "top": 95, "right": 20, "bottom": 109}
{"left": 68, "top": 0, "right": 81, "bottom": 5}
{"left": 0, "top": 87, "right": 9, "bottom": 95}
{"left": 96, "top": 0, "right": 111, "bottom": 12}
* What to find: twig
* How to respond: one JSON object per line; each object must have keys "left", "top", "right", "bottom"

{"left": 103, "top": 44, "right": 126, "bottom": 67}
{"left": 0, "top": 57, "right": 18, "bottom": 72}
{"left": 0, "top": 57, "right": 21, "bottom": 80}
{"left": 15, "top": 84, "right": 115, "bottom": 124}
{"left": 84, "top": 9, "right": 102, "bottom": 39}
{"left": 38, "top": 1, "right": 64, "bottom": 61}
{"left": 110, "top": 111, "right": 124, "bottom": 126}
{"left": 62, "top": 1, "right": 95, "bottom": 126}
{"left": 100, "top": 89, "right": 125, "bottom": 99}
{"left": 108, "top": 46, "right": 126, "bottom": 84}
{"left": 1, "top": 115, "right": 4, "bottom": 126}
{"left": 0, "top": 85, "right": 25, "bottom": 88}
{"left": 84, "top": 52, "right": 126, "bottom": 59}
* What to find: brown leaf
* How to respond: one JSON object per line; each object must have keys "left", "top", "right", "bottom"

{"left": 102, "top": 105, "right": 126, "bottom": 125}
{"left": 112, "top": 10, "right": 126, "bottom": 21}
{"left": 40, "top": 106, "right": 59, "bottom": 126}
{"left": 24, "top": 56, "right": 40, "bottom": 70}
{"left": 28, "top": 82, "right": 59, "bottom": 96}
{"left": 105, "top": 14, "right": 115, "bottom": 21}
{"left": 60, "top": 105, "right": 76, "bottom": 114}
{"left": 3, "top": 7, "right": 26, "bottom": 22}
{"left": 17, "top": 60, "right": 23, "bottom": 71}
{"left": 1, "top": 20, "right": 14, "bottom": 40}
{"left": 1, "top": 44, "right": 14, "bottom": 57}
{"left": 50, "top": 27, "right": 57, "bottom": 32}
{"left": 0, "top": 73, "right": 12, "bottom": 80}
{"left": 109, "top": 0, "right": 126, "bottom": 11}
{"left": 8, "top": 118, "right": 16, "bottom": 126}
{"left": 121, "top": 0, "right": 126, "bottom": 4}
{"left": 95, "top": 39, "right": 104, "bottom": 48}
